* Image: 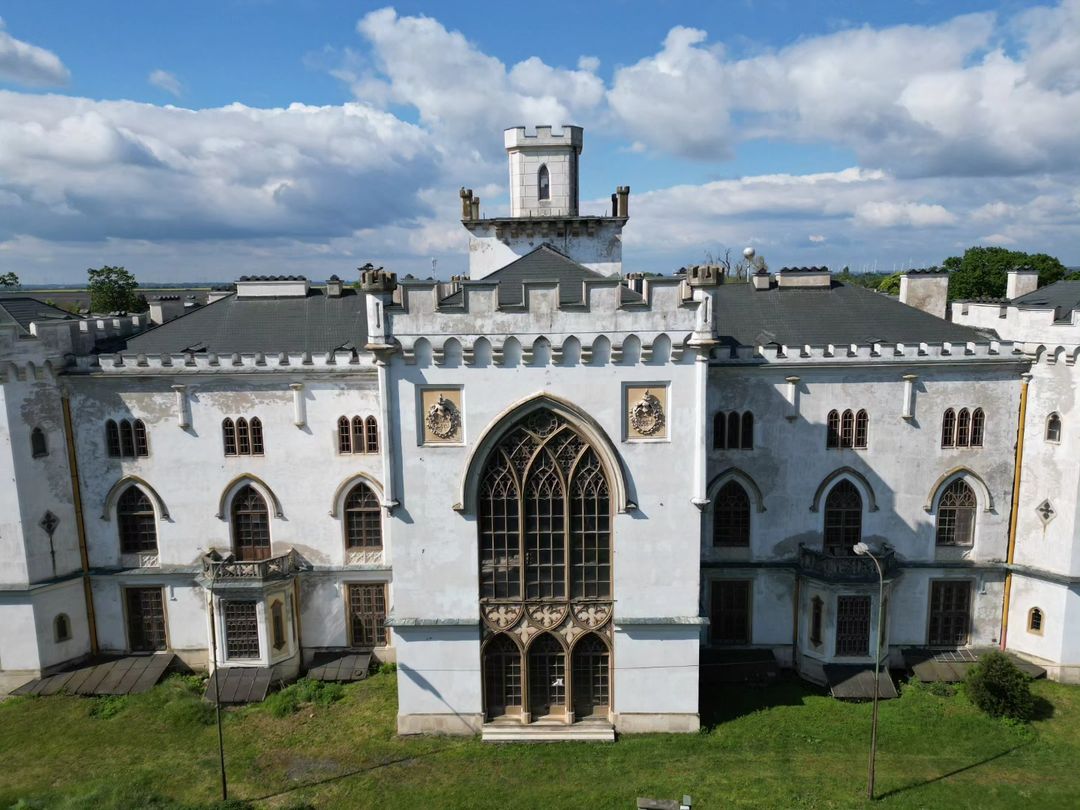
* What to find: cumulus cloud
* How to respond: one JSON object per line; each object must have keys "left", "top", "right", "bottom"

{"left": 148, "top": 69, "right": 183, "bottom": 97}
{"left": 854, "top": 201, "right": 958, "bottom": 228}
{"left": 0, "top": 91, "right": 435, "bottom": 243}
{"left": 0, "top": 18, "right": 69, "bottom": 86}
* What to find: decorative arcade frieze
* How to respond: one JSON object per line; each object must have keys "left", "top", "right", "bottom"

{"left": 482, "top": 600, "right": 614, "bottom": 648}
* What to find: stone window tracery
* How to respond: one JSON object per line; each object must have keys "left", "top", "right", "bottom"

{"left": 935, "top": 478, "right": 977, "bottom": 546}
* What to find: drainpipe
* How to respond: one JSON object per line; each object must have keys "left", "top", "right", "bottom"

{"left": 61, "top": 390, "right": 99, "bottom": 656}
{"left": 1000, "top": 371, "right": 1032, "bottom": 651}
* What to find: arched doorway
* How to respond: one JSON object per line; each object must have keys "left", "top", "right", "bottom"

{"left": 477, "top": 408, "right": 615, "bottom": 724}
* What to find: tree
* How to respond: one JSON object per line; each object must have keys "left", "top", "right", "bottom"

{"left": 87, "top": 265, "right": 146, "bottom": 313}
{"left": 877, "top": 272, "right": 902, "bottom": 295}
{"left": 0, "top": 271, "right": 19, "bottom": 289}
{"left": 944, "top": 247, "right": 1067, "bottom": 301}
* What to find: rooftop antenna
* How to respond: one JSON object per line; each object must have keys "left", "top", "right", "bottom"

{"left": 431, "top": 257, "right": 437, "bottom": 277}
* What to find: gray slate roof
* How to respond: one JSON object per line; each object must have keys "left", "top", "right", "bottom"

{"left": 0, "top": 297, "right": 80, "bottom": 335}
{"left": 440, "top": 245, "right": 643, "bottom": 307}
{"left": 126, "top": 288, "right": 367, "bottom": 354}
{"left": 1011, "top": 280, "right": 1080, "bottom": 316}
{"left": 712, "top": 281, "right": 993, "bottom": 347}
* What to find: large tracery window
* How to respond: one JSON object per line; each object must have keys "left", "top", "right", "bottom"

{"left": 713, "top": 481, "right": 751, "bottom": 547}
{"left": 117, "top": 485, "right": 157, "bottom": 554}
{"left": 231, "top": 485, "right": 271, "bottom": 560}
{"left": 479, "top": 410, "right": 611, "bottom": 602}
{"left": 343, "top": 483, "right": 382, "bottom": 550}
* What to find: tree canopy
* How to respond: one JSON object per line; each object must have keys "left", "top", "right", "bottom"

{"left": 943, "top": 247, "right": 1067, "bottom": 301}
{"left": 0, "top": 271, "right": 19, "bottom": 289}
{"left": 87, "top": 266, "right": 148, "bottom": 313}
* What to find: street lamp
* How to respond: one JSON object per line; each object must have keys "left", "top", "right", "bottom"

{"left": 208, "top": 562, "right": 228, "bottom": 802}
{"left": 853, "top": 541, "right": 884, "bottom": 800}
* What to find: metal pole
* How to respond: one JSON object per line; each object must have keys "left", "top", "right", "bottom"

{"left": 866, "top": 551, "right": 884, "bottom": 800}
{"left": 208, "top": 567, "right": 228, "bottom": 801}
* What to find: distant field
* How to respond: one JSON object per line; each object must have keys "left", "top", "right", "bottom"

{"left": 1, "top": 670, "right": 1078, "bottom": 809}
{"left": 1, "top": 287, "right": 216, "bottom": 309}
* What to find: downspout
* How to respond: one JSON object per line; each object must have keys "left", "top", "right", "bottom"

{"left": 61, "top": 389, "right": 99, "bottom": 656}
{"left": 1000, "top": 371, "right": 1032, "bottom": 651}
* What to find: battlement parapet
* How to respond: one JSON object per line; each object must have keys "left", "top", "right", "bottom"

{"left": 74, "top": 347, "right": 378, "bottom": 375}
{"left": 712, "top": 339, "right": 1019, "bottom": 365}
{"left": 358, "top": 263, "right": 398, "bottom": 293}
{"left": 504, "top": 125, "right": 583, "bottom": 150}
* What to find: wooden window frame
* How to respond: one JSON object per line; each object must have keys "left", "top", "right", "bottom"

{"left": 222, "top": 599, "right": 260, "bottom": 660}
{"left": 826, "top": 410, "right": 840, "bottom": 448}
{"left": 955, "top": 408, "right": 971, "bottom": 447}
{"left": 222, "top": 418, "right": 237, "bottom": 456}
{"left": 970, "top": 408, "right": 985, "bottom": 447}
{"left": 365, "top": 416, "right": 379, "bottom": 454}
{"left": 133, "top": 419, "right": 149, "bottom": 457}
{"left": 338, "top": 416, "right": 352, "bottom": 453}
{"left": 840, "top": 410, "right": 855, "bottom": 448}
{"left": 1046, "top": 413, "right": 1062, "bottom": 444}
{"left": 483, "top": 634, "right": 522, "bottom": 718}
{"left": 230, "top": 485, "right": 272, "bottom": 561}
{"left": 928, "top": 579, "right": 972, "bottom": 647}
{"left": 712, "top": 480, "right": 751, "bottom": 547}
{"left": 835, "top": 594, "right": 871, "bottom": 657}
{"left": 106, "top": 420, "right": 121, "bottom": 457}
{"left": 117, "top": 485, "right": 158, "bottom": 554}
{"left": 343, "top": 483, "right": 383, "bottom": 550}
{"left": 125, "top": 586, "right": 167, "bottom": 653}
{"left": 347, "top": 583, "right": 388, "bottom": 648}
{"left": 1028, "top": 606, "right": 1044, "bottom": 635}
{"left": 935, "top": 478, "right": 977, "bottom": 547}
{"left": 941, "top": 408, "right": 956, "bottom": 448}
{"left": 710, "top": 579, "right": 752, "bottom": 645}
{"left": 249, "top": 417, "right": 264, "bottom": 455}
{"left": 854, "top": 409, "right": 869, "bottom": 449}
{"left": 823, "top": 480, "right": 862, "bottom": 556}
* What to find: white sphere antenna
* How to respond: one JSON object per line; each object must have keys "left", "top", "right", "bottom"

{"left": 743, "top": 247, "right": 756, "bottom": 259}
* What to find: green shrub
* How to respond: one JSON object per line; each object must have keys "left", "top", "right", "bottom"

{"left": 377, "top": 661, "right": 397, "bottom": 675}
{"left": 965, "top": 651, "right": 1035, "bottom": 720}
{"left": 925, "top": 680, "right": 957, "bottom": 698}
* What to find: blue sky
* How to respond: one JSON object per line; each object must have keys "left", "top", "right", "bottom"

{"left": 0, "top": 1, "right": 1077, "bottom": 282}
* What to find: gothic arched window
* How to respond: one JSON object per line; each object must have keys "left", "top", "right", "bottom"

{"left": 106, "top": 420, "right": 121, "bottom": 457}
{"left": 30, "top": 427, "right": 48, "bottom": 458}
{"left": 970, "top": 408, "right": 985, "bottom": 447}
{"left": 344, "top": 483, "right": 382, "bottom": 550}
{"left": 824, "top": 479, "right": 862, "bottom": 556}
{"left": 941, "top": 408, "right": 956, "bottom": 447}
{"left": 478, "top": 409, "right": 611, "bottom": 602}
{"left": 338, "top": 416, "right": 352, "bottom": 453}
{"left": 365, "top": 416, "right": 379, "bottom": 454}
{"left": 840, "top": 410, "right": 855, "bottom": 448}
{"left": 537, "top": 165, "right": 550, "bottom": 201}
{"left": 826, "top": 410, "right": 840, "bottom": 448}
{"left": 740, "top": 412, "right": 754, "bottom": 449}
{"left": 222, "top": 418, "right": 237, "bottom": 455}
{"left": 483, "top": 634, "right": 521, "bottom": 719}
{"left": 936, "top": 478, "right": 977, "bottom": 546}
{"left": 1046, "top": 412, "right": 1062, "bottom": 443}
{"left": 713, "top": 412, "right": 726, "bottom": 449}
{"left": 854, "top": 410, "right": 869, "bottom": 448}
{"left": 955, "top": 408, "right": 971, "bottom": 447}
{"left": 528, "top": 633, "right": 565, "bottom": 718}
{"left": 572, "top": 633, "right": 610, "bottom": 717}
{"left": 231, "top": 485, "right": 271, "bottom": 560}
{"left": 713, "top": 481, "right": 750, "bottom": 547}
{"left": 118, "top": 486, "right": 157, "bottom": 554}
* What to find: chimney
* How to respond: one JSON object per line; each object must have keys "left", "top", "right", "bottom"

{"left": 148, "top": 295, "right": 184, "bottom": 324}
{"left": 325, "top": 274, "right": 343, "bottom": 298}
{"left": 1007, "top": 267, "right": 1039, "bottom": 300}
{"left": 899, "top": 269, "right": 949, "bottom": 319}
{"left": 752, "top": 270, "right": 771, "bottom": 291}
{"left": 777, "top": 267, "right": 832, "bottom": 288}
{"left": 745, "top": 247, "right": 771, "bottom": 291}
{"left": 625, "top": 272, "right": 645, "bottom": 294}
{"left": 459, "top": 187, "right": 473, "bottom": 220}
{"left": 471, "top": 196, "right": 480, "bottom": 220}
{"left": 206, "top": 288, "right": 233, "bottom": 304}
{"left": 616, "top": 186, "right": 630, "bottom": 218}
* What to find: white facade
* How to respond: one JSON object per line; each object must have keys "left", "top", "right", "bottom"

{"left": 3, "top": 128, "right": 1077, "bottom": 738}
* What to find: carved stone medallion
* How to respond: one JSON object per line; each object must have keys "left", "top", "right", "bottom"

{"left": 628, "top": 389, "right": 665, "bottom": 436}
{"left": 574, "top": 603, "right": 612, "bottom": 629}
{"left": 425, "top": 395, "right": 461, "bottom": 440}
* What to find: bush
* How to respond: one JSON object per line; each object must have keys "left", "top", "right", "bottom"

{"left": 377, "top": 661, "right": 397, "bottom": 675}
{"left": 965, "top": 651, "right": 1035, "bottom": 720}
{"left": 88, "top": 695, "right": 128, "bottom": 720}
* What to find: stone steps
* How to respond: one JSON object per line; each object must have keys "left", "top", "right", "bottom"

{"left": 481, "top": 720, "right": 615, "bottom": 742}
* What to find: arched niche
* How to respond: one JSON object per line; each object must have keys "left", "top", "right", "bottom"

{"left": 216, "top": 473, "right": 284, "bottom": 520}
{"left": 923, "top": 466, "right": 994, "bottom": 514}
{"left": 101, "top": 475, "right": 170, "bottom": 521}
{"left": 329, "top": 473, "right": 386, "bottom": 517}
{"left": 809, "top": 467, "right": 879, "bottom": 513}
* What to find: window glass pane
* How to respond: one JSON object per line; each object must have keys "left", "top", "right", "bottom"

{"left": 824, "top": 480, "right": 862, "bottom": 555}
{"left": 223, "top": 600, "right": 259, "bottom": 658}
{"left": 713, "top": 481, "right": 750, "bottom": 547}
{"left": 345, "top": 484, "right": 382, "bottom": 549}
{"left": 118, "top": 486, "right": 157, "bottom": 553}
{"left": 348, "top": 584, "right": 387, "bottom": 647}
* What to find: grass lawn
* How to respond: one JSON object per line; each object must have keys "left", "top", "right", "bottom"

{"left": 1, "top": 670, "right": 1078, "bottom": 809}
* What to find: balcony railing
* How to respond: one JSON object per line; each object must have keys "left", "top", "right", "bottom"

{"left": 798, "top": 544, "right": 896, "bottom": 582}
{"left": 202, "top": 549, "right": 300, "bottom": 581}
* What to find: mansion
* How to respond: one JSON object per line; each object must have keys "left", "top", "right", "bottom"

{"left": 2, "top": 126, "right": 1078, "bottom": 739}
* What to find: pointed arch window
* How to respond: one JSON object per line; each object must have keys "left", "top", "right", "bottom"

{"left": 936, "top": 478, "right": 976, "bottom": 546}
{"left": 231, "top": 485, "right": 271, "bottom": 560}
{"left": 955, "top": 409, "right": 971, "bottom": 447}
{"left": 352, "top": 416, "right": 364, "bottom": 451}
{"left": 1046, "top": 412, "right": 1062, "bottom": 443}
{"left": 713, "top": 481, "right": 751, "bottom": 547}
{"left": 249, "top": 417, "right": 264, "bottom": 455}
{"left": 107, "top": 419, "right": 148, "bottom": 458}
{"left": 824, "top": 480, "right": 862, "bottom": 556}
{"left": 478, "top": 409, "right": 611, "bottom": 601}
{"left": 106, "top": 420, "right": 122, "bottom": 457}
{"left": 236, "top": 418, "right": 250, "bottom": 455}
{"left": 713, "top": 412, "right": 726, "bottom": 449}
{"left": 941, "top": 408, "right": 956, "bottom": 447}
{"left": 528, "top": 633, "right": 565, "bottom": 717}
{"left": 338, "top": 416, "right": 352, "bottom": 453}
{"left": 222, "top": 418, "right": 237, "bottom": 455}
{"left": 30, "top": 427, "right": 48, "bottom": 458}
{"left": 572, "top": 633, "right": 610, "bottom": 717}
{"left": 537, "top": 164, "right": 550, "bottom": 201}
{"left": 365, "top": 416, "right": 379, "bottom": 454}
{"left": 826, "top": 410, "right": 840, "bottom": 447}
{"left": 970, "top": 408, "right": 985, "bottom": 447}
{"left": 224, "top": 417, "right": 262, "bottom": 456}
{"left": 854, "top": 410, "right": 869, "bottom": 448}
{"left": 117, "top": 485, "right": 157, "bottom": 553}
{"left": 344, "top": 483, "right": 382, "bottom": 550}
{"left": 1028, "top": 607, "right": 1044, "bottom": 634}
{"left": 714, "top": 411, "right": 753, "bottom": 449}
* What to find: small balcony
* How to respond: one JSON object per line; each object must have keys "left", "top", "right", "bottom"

{"left": 798, "top": 544, "right": 897, "bottom": 583}
{"left": 201, "top": 549, "right": 302, "bottom": 582}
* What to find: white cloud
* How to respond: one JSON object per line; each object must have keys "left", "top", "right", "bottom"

{"left": 854, "top": 201, "right": 958, "bottom": 228}
{"left": 148, "top": 69, "right": 183, "bottom": 97}
{"left": 809, "top": 234, "right": 826, "bottom": 243}
{"left": 0, "top": 18, "right": 69, "bottom": 87}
